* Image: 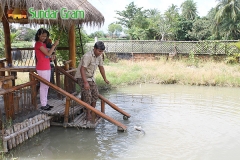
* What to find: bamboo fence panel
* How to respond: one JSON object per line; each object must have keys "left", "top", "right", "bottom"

{"left": 2, "top": 114, "right": 52, "bottom": 152}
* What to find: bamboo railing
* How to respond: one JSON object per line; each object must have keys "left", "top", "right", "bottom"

{"left": 55, "top": 66, "right": 131, "bottom": 122}
{"left": 0, "top": 75, "right": 37, "bottom": 121}
{"left": 30, "top": 71, "right": 130, "bottom": 131}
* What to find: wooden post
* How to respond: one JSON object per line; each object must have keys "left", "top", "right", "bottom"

{"left": 63, "top": 97, "right": 70, "bottom": 127}
{"left": 29, "top": 72, "right": 37, "bottom": 109}
{"left": 3, "top": 83, "right": 10, "bottom": 120}
{"left": 98, "top": 94, "right": 131, "bottom": 118}
{"left": 101, "top": 99, "right": 105, "bottom": 114}
{"left": 91, "top": 111, "right": 96, "bottom": 124}
{"left": 0, "top": 60, "right": 5, "bottom": 76}
{"left": 69, "top": 25, "right": 76, "bottom": 94}
{"left": 64, "top": 62, "right": 69, "bottom": 92}
{"left": 9, "top": 91, "right": 15, "bottom": 120}
{"left": 69, "top": 25, "right": 76, "bottom": 69}
{"left": 2, "top": 10, "right": 12, "bottom": 67}
{"left": 55, "top": 67, "right": 61, "bottom": 98}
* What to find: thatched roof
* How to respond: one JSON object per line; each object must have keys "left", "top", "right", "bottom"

{"left": 0, "top": 0, "right": 104, "bottom": 29}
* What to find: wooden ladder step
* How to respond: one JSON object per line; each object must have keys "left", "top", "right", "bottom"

{"left": 67, "top": 112, "right": 102, "bottom": 129}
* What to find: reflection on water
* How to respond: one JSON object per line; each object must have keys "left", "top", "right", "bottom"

{"left": 6, "top": 84, "right": 240, "bottom": 160}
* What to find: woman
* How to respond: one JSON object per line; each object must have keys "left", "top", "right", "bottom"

{"left": 35, "top": 28, "right": 59, "bottom": 110}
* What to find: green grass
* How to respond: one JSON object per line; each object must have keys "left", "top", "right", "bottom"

{"left": 95, "top": 58, "right": 240, "bottom": 90}
{"left": 13, "top": 56, "right": 240, "bottom": 90}
{"left": 12, "top": 41, "right": 33, "bottom": 48}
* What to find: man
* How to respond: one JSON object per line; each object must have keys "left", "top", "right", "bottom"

{"left": 75, "top": 41, "right": 109, "bottom": 123}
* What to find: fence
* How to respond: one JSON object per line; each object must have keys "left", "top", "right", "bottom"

{"left": 103, "top": 40, "right": 240, "bottom": 55}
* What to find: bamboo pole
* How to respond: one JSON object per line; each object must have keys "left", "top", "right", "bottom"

{"left": 42, "top": 114, "right": 47, "bottom": 129}
{"left": 28, "top": 118, "right": 33, "bottom": 138}
{"left": 25, "top": 119, "right": 29, "bottom": 139}
{"left": 34, "top": 116, "right": 39, "bottom": 133}
{"left": 23, "top": 121, "right": 28, "bottom": 140}
{"left": 32, "top": 118, "right": 36, "bottom": 135}
{"left": 38, "top": 114, "right": 43, "bottom": 132}
{"left": 18, "top": 123, "right": 23, "bottom": 144}
{"left": 13, "top": 124, "right": 19, "bottom": 145}
{"left": 5, "top": 129, "right": 12, "bottom": 150}
{"left": 30, "top": 73, "right": 37, "bottom": 109}
{"left": 3, "top": 84, "right": 10, "bottom": 119}
{"left": 69, "top": 25, "right": 76, "bottom": 69}
{"left": 9, "top": 92, "right": 14, "bottom": 120}
{"left": 91, "top": 112, "right": 96, "bottom": 124}
{"left": 55, "top": 67, "right": 61, "bottom": 98}
{"left": 3, "top": 137, "right": 8, "bottom": 152}
{"left": 64, "top": 62, "right": 69, "bottom": 92}
{"left": 63, "top": 97, "right": 70, "bottom": 127}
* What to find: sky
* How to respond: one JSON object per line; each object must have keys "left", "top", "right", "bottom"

{"left": 84, "top": 0, "right": 218, "bottom": 34}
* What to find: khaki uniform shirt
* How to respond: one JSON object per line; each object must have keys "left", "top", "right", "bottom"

{"left": 75, "top": 50, "right": 103, "bottom": 82}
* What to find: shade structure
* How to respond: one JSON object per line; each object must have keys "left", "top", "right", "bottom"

{"left": 0, "top": 0, "right": 105, "bottom": 28}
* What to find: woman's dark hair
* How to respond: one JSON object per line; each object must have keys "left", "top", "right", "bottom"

{"left": 94, "top": 41, "right": 105, "bottom": 50}
{"left": 35, "top": 28, "right": 50, "bottom": 41}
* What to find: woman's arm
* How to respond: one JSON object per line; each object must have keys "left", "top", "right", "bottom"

{"left": 39, "top": 40, "right": 59, "bottom": 56}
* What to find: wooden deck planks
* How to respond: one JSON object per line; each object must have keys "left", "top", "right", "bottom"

{"left": 67, "top": 112, "right": 102, "bottom": 129}
{"left": 38, "top": 99, "right": 83, "bottom": 116}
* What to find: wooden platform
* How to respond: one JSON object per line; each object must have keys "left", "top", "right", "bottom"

{"left": 38, "top": 99, "right": 102, "bottom": 129}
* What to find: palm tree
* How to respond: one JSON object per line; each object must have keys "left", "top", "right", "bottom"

{"left": 215, "top": 0, "right": 240, "bottom": 23}
{"left": 214, "top": 0, "right": 240, "bottom": 39}
{"left": 164, "top": 4, "right": 179, "bottom": 22}
{"left": 180, "top": 0, "right": 198, "bottom": 20}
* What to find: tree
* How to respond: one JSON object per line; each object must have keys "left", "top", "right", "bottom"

{"left": 17, "top": 27, "right": 36, "bottom": 41}
{"left": 108, "top": 23, "right": 123, "bottom": 38}
{"left": 89, "top": 31, "right": 105, "bottom": 39}
{"left": 50, "top": 26, "right": 90, "bottom": 62}
{"left": 115, "top": 2, "right": 149, "bottom": 39}
{"left": 115, "top": 2, "right": 142, "bottom": 29}
{"left": 214, "top": 0, "right": 240, "bottom": 39}
{"left": 164, "top": 4, "right": 181, "bottom": 40}
{"left": 108, "top": 23, "right": 115, "bottom": 38}
{"left": 146, "top": 8, "right": 161, "bottom": 39}
{"left": 175, "top": 17, "right": 193, "bottom": 41}
{"left": 180, "top": 0, "right": 198, "bottom": 20}
{"left": 215, "top": 0, "right": 240, "bottom": 23}
{"left": 188, "top": 18, "right": 212, "bottom": 40}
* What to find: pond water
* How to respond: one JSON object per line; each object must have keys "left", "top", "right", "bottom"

{"left": 6, "top": 84, "right": 240, "bottom": 160}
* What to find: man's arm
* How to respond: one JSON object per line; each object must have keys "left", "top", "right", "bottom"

{"left": 80, "top": 66, "right": 90, "bottom": 89}
{"left": 98, "top": 66, "right": 109, "bottom": 84}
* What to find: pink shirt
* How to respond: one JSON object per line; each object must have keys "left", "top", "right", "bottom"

{"left": 35, "top": 41, "right": 50, "bottom": 70}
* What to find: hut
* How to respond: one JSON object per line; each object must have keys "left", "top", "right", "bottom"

{"left": 0, "top": 0, "right": 105, "bottom": 73}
